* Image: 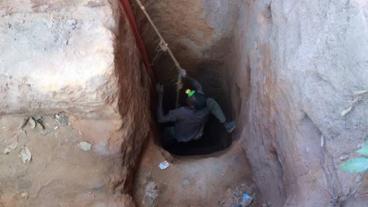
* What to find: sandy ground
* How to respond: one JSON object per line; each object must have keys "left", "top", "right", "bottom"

{"left": 0, "top": 115, "right": 124, "bottom": 207}
{"left": 134, "top": 138, "right": 259, "bottom": 207}
{"left": 0, "top": 114, "right": 259, "bottom": 206}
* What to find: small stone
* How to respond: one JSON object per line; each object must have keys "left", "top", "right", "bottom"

{"left": 339, "top": 154, "right": 349, "bottom": 161}
{"left": 29, "top": 118, "right": 36, "bottom": 129}
{"left": 78, "top": 141, "right": 92, "bottom": 151}
{"left": 20, "top": 192, "right": 29, "bottom": 199}
{"left": 19, "top": 146, "right": 32, "bottom": 163}
{"left": 3, "top": 142, "right": 18, "bottom": 154}
{"left": 143, "top": 181, "right": 159, "bottom": 206}
{"left": 55, "top": 112, "right": 69, "bottom": 126}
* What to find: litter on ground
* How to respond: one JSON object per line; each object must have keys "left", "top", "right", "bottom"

{"left": 158, "top": 161, "right": 170, "bottom": 170}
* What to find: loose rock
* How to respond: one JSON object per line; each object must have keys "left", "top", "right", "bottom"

{"left": 78, "top": 141, "right": 92, "bottom": 151}
{"left": 55, "top": 112, "right": 69, "bottom": 126}
{"left": 19, "top": 146, "right": 32, "bottom": 163}
{"left": 3, "top": 142, "right": 18, "bottom": 154}
{"left": 143, "top": 181, "right": 159, "bottom": 207}
{"left": 29, "top": 118, "right": 37, "bottom": 129}
{"left": 20, "top": 192, "right": 29, "bottom": 199}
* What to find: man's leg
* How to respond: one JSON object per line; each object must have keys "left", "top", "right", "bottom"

{"left": 206, "top": 98, "right": 236, "bottom": 133}
{"left": 162, "top": 127, "right": 177, "bottom": 149}
{"left": 206, "top": 98, "right": 226, "bottom": 123}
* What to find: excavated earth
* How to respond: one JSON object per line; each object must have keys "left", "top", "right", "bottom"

{"left": 0, "top": 0, "right": 151, "bottom": 206}
{"left": 1, "top": 0, "right": 368, "bottom": 207}
{"left": 133, "top": 139, "right": 257, "bottom": 207}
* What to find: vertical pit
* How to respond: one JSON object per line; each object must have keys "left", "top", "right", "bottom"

{"left": 131, "top": 1, "right": 258, "bottom": 206}
{"left": 132, "top": 0, "right": 239, "bottom": 156}
{"left": 133, "top": 0, "right": 368, "bottom": 206}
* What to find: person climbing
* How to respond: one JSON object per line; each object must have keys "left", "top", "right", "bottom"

{"left": 156, "top": 69, "right": 236, "bottom": 147}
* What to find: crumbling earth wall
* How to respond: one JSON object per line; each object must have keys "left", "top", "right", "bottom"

{"left": 137, "top": 0, "right": 368, "bottom": 206}
{"left": 0, "top": 0, "right": 151, "bottom": 206}
{"left": 231, "top": 0, "right": 368, "bottom": 206}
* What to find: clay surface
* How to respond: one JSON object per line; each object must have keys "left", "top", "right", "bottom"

{"left": 0, "top": 116, "right": 126, "bottom": 206}
{"left": 0, "top": 0, "right": 152, "bottom": 206}
{"left": 231, "top": 0, "right": 368, "bottom": 206}
{"left": 134, "top": 139, "right": 256, "bottom": 207}
{"left": 0, "top": 0, "right": 119, "bottom": 118}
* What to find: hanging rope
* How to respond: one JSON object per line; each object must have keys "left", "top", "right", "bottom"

{"left": 133, "top": 0, "right": 183, "bottom": 107}
{"left": 151, "top": 40, "right": 167, "bottom": 65}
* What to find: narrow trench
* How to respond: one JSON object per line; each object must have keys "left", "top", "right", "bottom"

{"left": 132, "top": 10, "right": 236, "bottom": 156}
{"left": 129, "top": 1, "right": 259, "bottom": 206}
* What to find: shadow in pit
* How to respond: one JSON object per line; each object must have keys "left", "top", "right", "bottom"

{"left": 156, "top": 62, "right": 233, "bottom": 156}
{"left": 160, "top": 117, "right": 232, "bottom": 156}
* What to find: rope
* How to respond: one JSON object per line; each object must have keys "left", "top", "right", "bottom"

{"left": 133, "top": 0, "right": 183, "bottom": 107}
{"left": 151, "top": 40, "right": 166, "bottom": 65}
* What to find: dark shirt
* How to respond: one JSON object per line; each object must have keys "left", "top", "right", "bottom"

{"left": 161, "top": 106, "right": 210, "bottom": 142}
{"left": 157, "top": 76, "right": 208, "bottom": 142}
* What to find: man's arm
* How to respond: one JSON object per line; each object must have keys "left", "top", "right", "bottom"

{"left": 157, "top": 84, "right": 177, "bottom": 123}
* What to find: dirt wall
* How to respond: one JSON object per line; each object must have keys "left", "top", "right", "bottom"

{"left": 136, "top": 0, "right": 368, "bottom": 206}
{"left": 0, "top": 0, "right": 152, "bottom": 206}
{"left": 232, "top": 0, "right": 368, "bottom": 206}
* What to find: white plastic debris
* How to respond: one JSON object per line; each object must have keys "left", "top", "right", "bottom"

{"left": 19, "top": 146, "right": 32, "bottom": 163}
{"left": 158, "top": 161, "right": 170, "bottom": 170}
{"left": 78, "top": 141, "right": 92, "bottom": 151}
{"left": 3, "top": 142, "right": 18, "bottom": 154}
{"left": 240, "top": 192, "right": 254, "bottom": 206}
